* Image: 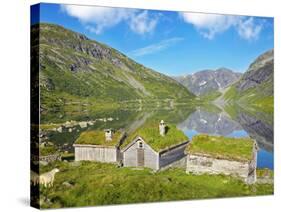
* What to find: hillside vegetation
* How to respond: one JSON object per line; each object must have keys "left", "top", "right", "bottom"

{"left": 33, "top": 23, "right": 195, "bottom": 122}
{"left": 223, "top": 50, "right": 273, "bottom": 114}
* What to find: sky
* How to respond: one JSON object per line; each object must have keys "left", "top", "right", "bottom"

{"left": 31, "top": 3, "right": 274, "bottom": 76}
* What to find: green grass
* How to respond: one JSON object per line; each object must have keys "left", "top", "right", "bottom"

{"left": 223, "top": 81, "right": 273, "bottom": 115}
{"left": 256, "top": 168, "right": 274, "bottom": 178}
{"left": 40, "top": 146, "right": 58, "bottom": 156}
{"left": 121, "top": 122, "right": 188, "bottom": 152}
{"left": 38, "top": 161, "right": 273, "bottom": 209}
{"left": 75, "top": 130, "right": 122, "bottom": 146}
{"left": 187, "top": 135, "right": 254, "bottom": 162}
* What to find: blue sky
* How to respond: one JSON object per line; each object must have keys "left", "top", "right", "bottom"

{"left": 32, "top": 3, "right": 274, "bottom": 76}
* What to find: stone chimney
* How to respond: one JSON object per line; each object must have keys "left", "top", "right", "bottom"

{"left": 159, "top": 120, "right": 166, "bottom": 136}
{"left": 105, "top": 129, "right": 113, "bottom": 141}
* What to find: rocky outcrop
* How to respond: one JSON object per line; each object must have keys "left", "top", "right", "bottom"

{"left": 235, "top": 49, "right": 273, "bottom": 94}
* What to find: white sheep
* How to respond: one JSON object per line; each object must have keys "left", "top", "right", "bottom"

{"left": 39, "top": 168, "right": 60, "bottom": 187}
{"left": 31, "top": 170, "right": 39, "bottom": 186}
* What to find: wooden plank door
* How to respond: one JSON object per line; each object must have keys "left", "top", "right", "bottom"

{"left": 137, "top": 148, "right": 144, "bottom": 167}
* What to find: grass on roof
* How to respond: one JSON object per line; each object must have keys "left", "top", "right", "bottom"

{"left": 187, "top": 134, "right": 254, "bottom": 162}
{"left": 122, "top": 122, "right": 188, "bottom": 152}
{"left": 75, "top": 130, "right": 122, "bottom": 146}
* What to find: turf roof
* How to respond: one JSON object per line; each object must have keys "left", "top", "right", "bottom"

{"left": 186, "top": 134, "right": 255, "bottom": 162}
{"left": 121, "top": 122, "right": 188, "bottom": 152}
{"left": 75, "top": 130, "right": 122, "bottom": 147}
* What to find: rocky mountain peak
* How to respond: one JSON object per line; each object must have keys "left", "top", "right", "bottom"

{"left": 173, "top": 68, "right": 242, "bottom": 96}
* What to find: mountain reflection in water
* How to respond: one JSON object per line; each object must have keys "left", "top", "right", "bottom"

{"left": 177, "top": 107, "right": 273, "bottom": 169}
{"left": 46, "top": 105, "right": 273, "bottom": 170}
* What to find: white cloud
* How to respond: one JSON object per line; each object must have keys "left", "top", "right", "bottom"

{"left": 179, "top": 12, "right": 263, "bottom": 40}
{"left": 61, "top": 5, "right": 158, "bottom": 35}
{"left": 128, "top": 11, "right": 158, "bottom": 35}
{"left": 129, "top": 37, "right": 184, "bottom": 57}
{"left": 237, "top": 17, "right": 262, "bottom": 40}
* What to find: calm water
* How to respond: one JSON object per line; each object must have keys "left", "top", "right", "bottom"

{"left": 47, "top": 105, "right": 274, "bottom": 170}
{"left": 177, "top": 108, "right": 273, "bottom": 169}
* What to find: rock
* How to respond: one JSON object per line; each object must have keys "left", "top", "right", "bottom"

{"left": 39, "top": 161, "right": 48, "bottom": 166}
{"left": 88, "top": 121, "right": 95, "bottom": 126}
{"left": 65, "top": 120, "right": 77, "bottom": 128}
{"left": 79, "top": 121, "right": 87, "bottom": 128}
{"left": 62, "top": 181, "right": 74, "bottom": 188}
{"left": 57, "top": 126, "right": 63, "bottom": 133}
{"left": 107, "top": 183, "right": 114, "bottom": 188}
{"left": 69, "top": 161, "right": 81, "bottom": 167}
{"left": 40, "top": 142, "right": 46, "bottom": 147}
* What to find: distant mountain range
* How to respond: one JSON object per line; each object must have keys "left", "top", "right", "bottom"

{"left": 33, "top": 23, "right": 273, "bottom": 119}
{"left": 172, "top": 68, "right": 242, "bottom": 96}
{"left": 34, "top": 23, "right": 195, "bottom": 113}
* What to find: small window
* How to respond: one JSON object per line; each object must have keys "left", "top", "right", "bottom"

{"left": 138, "top": 141, "right": 143, "bottom": 148}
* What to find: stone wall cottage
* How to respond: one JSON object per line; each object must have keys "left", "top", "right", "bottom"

{"left": 121, "top": 121, "right": 189, "bottom": 170}
{"left": 185, "top": 135, "right": 258, "bottom": 184}
{"left": 73, "top": 129, "right": 126, "bottom": 163}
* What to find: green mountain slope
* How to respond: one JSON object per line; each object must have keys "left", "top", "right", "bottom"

{"left": 33, "top": 23, "right": 194, "bottom": 114}
{"left": 223, "top": 49, "right": 273, "bottom": 113}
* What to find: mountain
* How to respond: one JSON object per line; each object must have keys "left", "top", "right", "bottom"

{"left": 173, "top": 68, "right": 242, "bottom": 96}
{"left": 33, "top": 23, "right": 195, "bottom": 114}
{"left": 223, "top": 49, "right": 274, "bottom": 113}
{"left": 177, "top": 108, "right": 242, "bottom": 136}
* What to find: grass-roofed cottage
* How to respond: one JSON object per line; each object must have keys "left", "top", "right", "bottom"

{"left": 185, "top": 135, "right": 258, "bottom": 184}
{"left": 121, "top": 121, "right": 189, "bottom": 171}
{"left": 73, "top": 129, "right": 126, "bottom": 163}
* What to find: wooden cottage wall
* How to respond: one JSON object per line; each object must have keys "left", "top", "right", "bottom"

{"left": 123, "top": 139, "right": 159, "bottom": 170}
{"left": 144, "top": 143, "right": 159, "bottom": 170}
{"left": 75, "top": 146, "right": 117, "bottom": 163}
{"left": 159, "top": 144, "right": 187, "bottom": 168}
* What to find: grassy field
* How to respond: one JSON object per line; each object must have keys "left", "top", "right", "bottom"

{"left": 187, "top": 135, "right": 254, "bottom": 162}
{"left": 38, "top": 161, "right": 273, "bottom": 209}
{"left": 39, "top": 146, "right": 58, "bottom": 156}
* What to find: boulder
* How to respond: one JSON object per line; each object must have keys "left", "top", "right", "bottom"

{"left": 79, "top": 121, "right": 87, "bottom": 128}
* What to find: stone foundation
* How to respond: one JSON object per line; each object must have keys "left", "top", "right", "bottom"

{"left": 186, "top": 154, "right": 256, "bottom": 184}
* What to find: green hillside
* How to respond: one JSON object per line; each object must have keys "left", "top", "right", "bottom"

{"left": 32, "top": 23, "right": 195, "bottom": 120}
{"left": 223, "top": 49, "right": 273, "bottom": 114}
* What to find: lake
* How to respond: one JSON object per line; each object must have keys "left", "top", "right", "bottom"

{"left": 177, "top": 107, "right": 273, "bottom": 169}
{"left": 45, "top": 104, "right": 273, "bottom": 170}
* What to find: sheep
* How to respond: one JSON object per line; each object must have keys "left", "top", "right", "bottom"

{"left": 39, "top": 168, "right": 60, "bottom": 187}
{"left": 31, "top": 170, "right": 39, "bottom": 186}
